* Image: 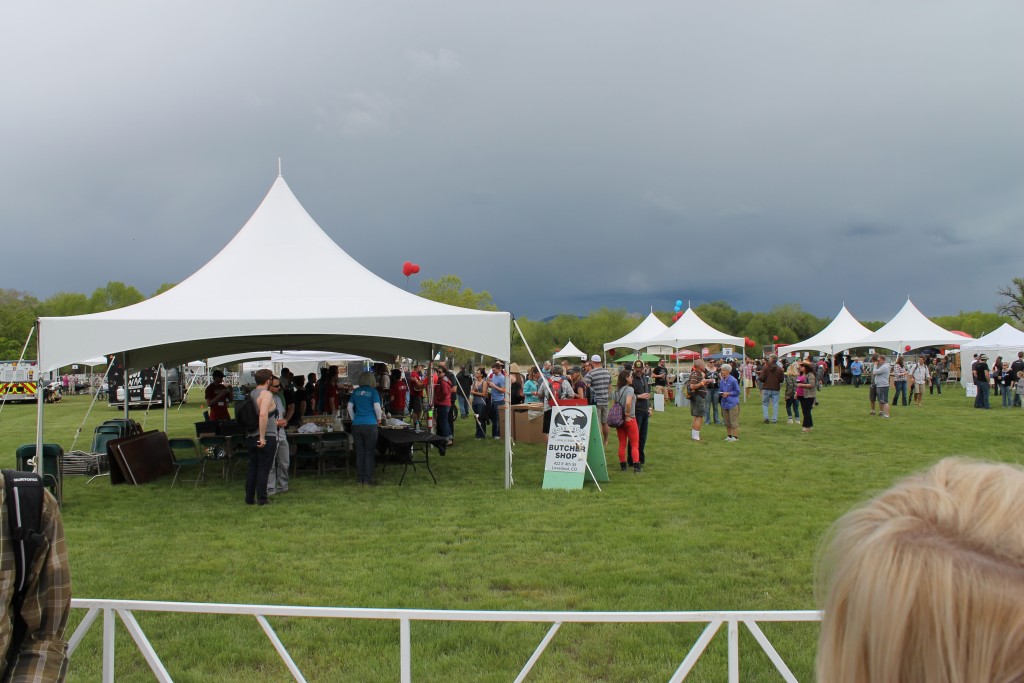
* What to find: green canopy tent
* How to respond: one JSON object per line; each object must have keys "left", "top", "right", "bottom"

{"left": 610, "top": 352, "right": 662, "bottom": 364}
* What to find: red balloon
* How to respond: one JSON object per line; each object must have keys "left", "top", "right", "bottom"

{"left": 608, "top": 349, "right": 616, "bottom": 357}
{"left": 904, "top": 344, "right": 911, "bottom": 352}
{"left": 411, "top": 263, "right": 420, "bottom": 274}
{"left": 402, "top": 261, "right": 414, "bottom": 277}
{"left": 744, "top": 337, "right": 756, "bottom": 348}
{"left": 772, "top": 335, "right": 779, "bottom": 342}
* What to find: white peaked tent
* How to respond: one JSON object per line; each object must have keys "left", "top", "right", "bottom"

{"left": 35, "top": 174, "right": 514, "bottom": 484}
{"left": 603, "top": 311, "right": 669, "bottom": 353}
{"left": 642, "top": 307, "right": 744, "bottom": 349}
{"left": 833, "top": 299, "right": 970, "bottom": 353}
{"left": 38, "top": 175, "right": 510, "bottom": 369}
{"left": 959, "top": 324, "right": 1024, "bottom": 357}
{"left": 553, "top": 340, "right": 587, "bottom": 360}
{"left": 780, "top": 305, "right": 873, "bottom": 355}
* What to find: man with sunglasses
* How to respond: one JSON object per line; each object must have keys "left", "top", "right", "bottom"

{"left": 266, "top": 376, "right": 291, "bottom": 496}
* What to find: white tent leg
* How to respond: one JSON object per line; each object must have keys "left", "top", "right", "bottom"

{"left": 34, "top": 322, "right": 44, "bottom": 475}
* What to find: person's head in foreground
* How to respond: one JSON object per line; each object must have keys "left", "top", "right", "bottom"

{"left": 815, "top": 457, "right": 1024, "bottom": 683}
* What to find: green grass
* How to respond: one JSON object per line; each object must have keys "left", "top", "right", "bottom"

{"left": 1, "top": 387, "right": 1020, "bottom": 681}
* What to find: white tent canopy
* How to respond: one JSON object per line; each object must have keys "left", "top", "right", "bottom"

{"left": 37, "top": 175, "right": 510, "bottom": 371}
{"left": 603, "top": 311, "right": 669, "bottom": 352}
{"left": 959, "top": 323, "right": 1024, "bottom": 357}
{"left": 834, "top": 299, "right": 970, "bottom": 353}
{"left": 553, "top": 340, "right": 587, "bottom": 360}
{"left": 642, "top": 307, "right": 743, "bottom": 348}
{"left": 780, "top": 305, "right": 873, "bottom": 355}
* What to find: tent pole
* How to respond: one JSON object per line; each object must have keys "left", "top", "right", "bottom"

{"left": 504, "top": 349, "right": 511, "bottom": 489}
{"left": 163, "top": 366, "right": 169, "bottom": 433}
{"left": 123, "top": 352, "right": 129, "bottom": 427}
{"left": 34, "top": 321, "right": 44, "bottom": 475}
{"left": 742, "top": 348, "right": 747, "bottom": 403}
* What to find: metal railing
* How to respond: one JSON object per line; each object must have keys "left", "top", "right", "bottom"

{"left": 68, "top": 599, "right": 821, "bottom": 682}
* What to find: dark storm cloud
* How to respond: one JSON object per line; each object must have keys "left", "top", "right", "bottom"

{"left": 2, "top": 1, "right": 1022, "bottom": 325}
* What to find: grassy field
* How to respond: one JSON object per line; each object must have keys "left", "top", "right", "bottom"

{"left": 0, "top": 385, "right": 1020, "bottom": 681}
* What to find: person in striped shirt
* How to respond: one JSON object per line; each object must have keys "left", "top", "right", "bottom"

{"left": 584, "top": 354, "right": 612, "bottom": 445}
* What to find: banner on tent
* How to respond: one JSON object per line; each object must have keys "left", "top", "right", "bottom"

{"left": 542, "top": 405, "right": 609, "bottom": 490}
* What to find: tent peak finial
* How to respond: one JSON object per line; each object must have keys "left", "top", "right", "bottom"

{"left": 277, "top": 157, "right": 282, "bottom": 177}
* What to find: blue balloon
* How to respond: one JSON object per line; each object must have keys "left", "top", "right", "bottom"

{"left": 675, "top": 299, "right": 683, "bottom": 307}
{"left": 674, "top": 305, "right": 681, "bottom": 312}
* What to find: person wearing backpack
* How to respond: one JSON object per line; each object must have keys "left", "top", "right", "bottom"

{"left": 0, "top": 471, "right": 71, "bottom": 681}
{"left": 611, "top": 369, "right": 641, "bottom": 472}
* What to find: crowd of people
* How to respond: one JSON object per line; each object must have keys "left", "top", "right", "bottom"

{"left": 213, "top": 345, "right": 1023, "bottom": 498}
{"left": 969, "top": 350, "right": 1024, "bottom": 409}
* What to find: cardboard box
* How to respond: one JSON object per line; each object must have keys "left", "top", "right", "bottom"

{"left": 512, "top": 403, "right": 545, "bottom": 444}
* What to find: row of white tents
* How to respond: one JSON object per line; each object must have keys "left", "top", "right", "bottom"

{"left": 603, "top": 300, "right": 1024, "bottom": 364}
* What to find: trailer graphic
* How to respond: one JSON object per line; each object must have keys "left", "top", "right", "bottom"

{"left": 0, "top": 360, "right": 40, "bottom": 404}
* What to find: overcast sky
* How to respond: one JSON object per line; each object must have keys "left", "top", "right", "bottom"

{"left": 3, "top": 1, "right": 1022, "bottom": 322}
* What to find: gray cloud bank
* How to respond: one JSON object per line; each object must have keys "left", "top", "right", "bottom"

{"left": 2, "top": 1, "right": 1022, "bottom": 323}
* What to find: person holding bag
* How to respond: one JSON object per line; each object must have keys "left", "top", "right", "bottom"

{"left": 471, "top": 367, "right": 489, "bottom": 439}
{"left": 612, "top": 369, "right": 641, "bottom": 473}
{"left": 797, "top": 360, "right": 818, "bottom": 432}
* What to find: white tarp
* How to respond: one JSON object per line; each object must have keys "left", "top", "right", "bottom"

{"left": 834, "top": 299, "right": 971, "bottom": 353}
{"left": 37, "top": 175, "right": 511, "bottom": 371}
{"left": 207, "top": 350, "right": 371, "bottom": 367}
{"left": 553, "top": 340, "right": 587, "bottom": 360}
{"left": 780, "top": 305, "right": 873, "bottom": 355}
{"left": 642, "top": 306, "right": 743, "bottom": 348}
{"left": 959, "top": 323, "right": 1024, "bottom": 356}
{"left": 603, "top": 311, "right": 669, "bottom": 352}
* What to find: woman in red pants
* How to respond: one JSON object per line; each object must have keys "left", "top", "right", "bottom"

{"left": 612, "top": 369, "right": 641, "bottom": 473}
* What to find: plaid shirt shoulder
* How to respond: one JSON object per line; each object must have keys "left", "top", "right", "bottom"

{"left": 0, "top": 477, "right": 71, "bottom": 682}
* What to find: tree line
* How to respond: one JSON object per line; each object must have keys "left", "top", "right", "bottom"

{"left": 0, "top": 282, "right": 173, "bottom": 359}
{"left": 1, "top": 275, "right": 1018, "bottom": 364}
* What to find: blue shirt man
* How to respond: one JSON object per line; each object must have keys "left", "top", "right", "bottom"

{"left": 487, "top": 363, "right": 507, "bottom": 438}
{"left": 850, "top": 358, "right": 863, "bottom": 387}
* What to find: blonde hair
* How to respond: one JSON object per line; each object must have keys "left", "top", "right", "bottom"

{"left": 785, "top": 363, "right": 799, "bottom": 377}
{"left": 815, "top": 457, "right": 1024, "bottom": 683}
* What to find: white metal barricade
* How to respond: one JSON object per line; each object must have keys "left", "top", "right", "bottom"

{"left": 68, "top": 599, "right": 821, "bottom": 682}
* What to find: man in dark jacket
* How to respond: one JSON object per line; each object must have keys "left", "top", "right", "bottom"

{"left": 758, "top": 354, "right": 785, "bottom": 424}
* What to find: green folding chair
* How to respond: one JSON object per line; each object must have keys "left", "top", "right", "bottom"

{"left": 291, "top": 434, "right": 323, "bottom": 477}
{"left": 168, "top": 438, "right": 205, "bottom": 488}
{"left": 14, "top": 443, "right": 64, "bottom": 505}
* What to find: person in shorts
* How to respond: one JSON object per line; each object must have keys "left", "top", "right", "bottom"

{"left": 872, "top": 355, "right": 891, "bottom": 418}
{"left": 688, "top": 359, "right": 710, "bottom": 442}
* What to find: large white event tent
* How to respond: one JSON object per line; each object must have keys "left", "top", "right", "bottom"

{"left": 959, "top": 323, "right": 1024, "bottom": 358}
{"left": 35, "top": 174, "right": 515, "bottom": 485}
{"left": 780, "top": 305, "right": 873, "bottom": 356}
{"left": 832, "top": 299, "right": 970, "bottom": 354}
{"left": 553, "top": 340, "right": 587, "bottom": 361}
{"left": 603, "top": 311, "right": 669, "bottom": 354}
{"left": 642, "top": 306, "right": 744, "bottom": 350}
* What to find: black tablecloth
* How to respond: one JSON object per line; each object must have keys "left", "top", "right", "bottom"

{"left": 377, "top": 429, "right": 447, "bottom": 456}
